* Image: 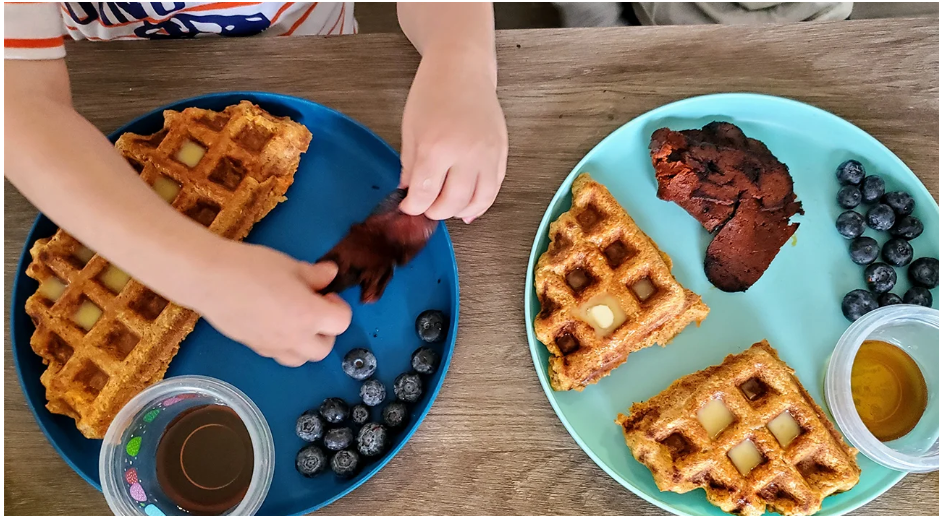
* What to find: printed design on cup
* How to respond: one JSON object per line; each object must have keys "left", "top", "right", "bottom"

{"left": 125, "top": 436, "right": 142, "bottom": 457}
{"left": 143, "top": 409, "right": 160, "bottom": 423}
{"left": 125, "top": 467, "right": 139, "bottom": 485}
{"left": 161, "top": 393, "right": 198, "bottom": 408}
{"left": 129, "top": 482, "right": 147, "bottom": 502}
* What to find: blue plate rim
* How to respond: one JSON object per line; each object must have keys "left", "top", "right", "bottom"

{"left": 522, "top": 92, "right": 933, "bottom": 516}
{"left": 10, "top": 91, "right": 461, "bottom": 516}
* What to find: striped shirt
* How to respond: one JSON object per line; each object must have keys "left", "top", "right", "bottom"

{"left": 5, "top": 2, "right": 356, "bottom": 60}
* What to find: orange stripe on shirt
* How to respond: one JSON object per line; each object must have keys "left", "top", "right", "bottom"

{"left": 4, "top": 36, "right": 64, "bottom": 49}
{"left": 270, "top": 2, "right": 295, "bottom": 25}
{"left": 327, "top": 4, "right": 343, "bottom": 35}
{"left": 85, "top": 34, "right": 143, "bottom": 41}
{"left": 283, "top": 2, "right": 318, "bottom": 36}
{"left": 65, "top": 2, "right": 262, "bottom": 28}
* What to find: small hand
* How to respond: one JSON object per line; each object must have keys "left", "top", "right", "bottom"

{"left": 398, "top": 48, "right": 508, "bottom": 223}
{"left": 195, "top": 242, "right": 352, "bottom": 367}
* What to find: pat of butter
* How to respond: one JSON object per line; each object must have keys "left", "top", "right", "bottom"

{"left": 152, "top": 176, "right": 181, "bottom": 203}
{"left": 99, "top": 265, "right": 131, "bottom": 294}
{"left": 74, "top": 246, "right": 95, "bottom": 266}
{"left": 38, "top": 278, "right": 67, "bottom": 302}
{"left": 576, "top": 294, "right": 627, "bottom": 337}
{"left": 73, "top": 300, "right": 102, "bottom": 331}
{"left": 767, "top": 411, "right": 801, "bottom": 448}
{"left": 586, "top": 304, "right": 615, "bottom": 329}
{"left": 175, "top": 140, "right": 206, "bottom": 168}
{"left": 728, "top": 439, "right": 764, "bottom": 476}
{"left": 697, "top": 399, "right": 735, "bottom": 439}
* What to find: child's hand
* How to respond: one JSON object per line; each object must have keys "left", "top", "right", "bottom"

{"left": 398, "top": 48, "right": 508, "bottom": 223}
{"left": 196, "top": 242, "right": 352, "bottom": 367}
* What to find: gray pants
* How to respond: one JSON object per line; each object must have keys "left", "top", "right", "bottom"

{"left": 555, "top": 2, "right": 853, "bottom": 27}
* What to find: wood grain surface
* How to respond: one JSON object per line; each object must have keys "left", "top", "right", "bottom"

{"left": 5, "top": 20, "right": 939, "bottom": 516}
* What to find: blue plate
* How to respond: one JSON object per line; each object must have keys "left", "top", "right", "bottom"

{"left": 11, "top": 92, "right": 460, "bottom": 515}
{"left": 524, "top": 93, "right": 939, "bottom": 515}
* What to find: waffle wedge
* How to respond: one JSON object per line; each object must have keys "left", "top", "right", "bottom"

{"left": 616, "top": 341, "right": 861, "bottom": 516}
{"left": 533, "top": 173, "right": 709, "bottom": 391}
{"left": 24, "top": 101, "right": 311, "bottom": 438}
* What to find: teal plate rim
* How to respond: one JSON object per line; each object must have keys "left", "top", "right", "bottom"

{"left": 523, "top": 93, "right": 939, "bottom": 516}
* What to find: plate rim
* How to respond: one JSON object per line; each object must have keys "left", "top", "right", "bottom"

{"left": 522, "top": 92, "right": 933, "bottom": 516}
{"left": 10, "top": 91, "right": 461, "bottom": 516}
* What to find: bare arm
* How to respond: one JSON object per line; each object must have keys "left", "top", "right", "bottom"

{"left": 395, "top": 3, "right": 507, "bottom": 222}
{"left": 396, "top": 2, "right": 497, "bottom": 86}
{"left": 4, "top": 59, "right": 227, "bottom": 310}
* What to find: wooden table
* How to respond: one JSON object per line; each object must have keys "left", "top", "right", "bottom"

{"left": 5, "top": 19, "right": 939, "bottom": 516}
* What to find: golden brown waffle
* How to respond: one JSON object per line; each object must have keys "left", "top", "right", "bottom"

{"left": 24, "top": 101, "right": 311, "bottom": 438}
{"left": 533, "top": 173, "right": 709, "bottom": 391}
{"left": 616, "top": 341, "right": 861, "bottom": 516}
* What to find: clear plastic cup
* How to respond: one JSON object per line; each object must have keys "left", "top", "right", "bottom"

{"left": 825, "top": 305, "right": 939, "bottom": 473}
{"left": 100, "top": 376, "right": 274, "bottom": 515}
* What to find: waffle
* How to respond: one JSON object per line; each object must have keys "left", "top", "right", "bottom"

{"left": 616, "top": 341, "right": 861, "bottom": 516}
{"left": 533, "top": 174, "right": 709, "bottom": 391}
{"left": 24, "top": 101, "right": 312, "bottom": 438}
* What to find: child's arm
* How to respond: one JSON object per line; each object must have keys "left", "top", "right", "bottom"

{"left": 5, "top": 59, "right": 351, "bottom": 365}
{"left": 396, "top": 2, "right": 508, "bottom": 223}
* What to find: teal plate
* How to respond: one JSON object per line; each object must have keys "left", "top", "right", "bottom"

{"left": 524, "top": 93, "right": 939, "bottom": 516}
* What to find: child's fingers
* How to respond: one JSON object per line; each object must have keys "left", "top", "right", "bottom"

{"left": 302, "top": 334, "right": 335, "bottom": 362}
{"left": 299, "top": 261, "right": 339, "bottom": 290}
{"left": 312, "top": 296, "right": 352, "bottom": 336}
{"left": 273, "top": 351, "right": 307, "bottom": 367}
{"left": 456, "top": 173, "right": 498, "bottom": 221}
{"left": 399, "top": 151, "right": 451, "bottom": 216}
{"left": 425, "top": 164, "right": 476, "bottom": 220}
{"left": 399, "top": 138, "right": 415, "bottom": 189}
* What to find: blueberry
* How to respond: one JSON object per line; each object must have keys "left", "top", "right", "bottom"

{"left": 866, "top": 204, "right": 895, "bottom": 231}
{"left": 320, "top": 398, "right": 349, "bottom": 424}
{"left": 360, "top": 379, "right": 386, "bottom": 407}
{"left": 878, "top": 292, "right": 903, "bottom": 307}
{"left": 903, "top": 286, "right": 933, "bottom": 307}
{"left": 841, "top": 289, "right": 879, "bottom": 322}
{"left": 836, "top": 159, "right": 865, "bottom": 185}
{"left": 296, "top": 444, "right": 327, "bottom": 477}
{"left": 324, "top": 427, "right": 354, "bottom": 451}
{"left": 393, "top": 373, "right": 423, "bottom": 403}
{"left": 860, "top": 175, "right": 885, "bottom": 203}
{"left": 882, "top": 238, "right": 913, "bottom": 267}
{"left": 836, "top": 211, "right": 865, "bottom": 239}
{"left": 416, "top": 310, "right": 448, "bottom": 343}
{"left": 296, "top": 410, "right": 325, "bottom": 442}
{"left": 909, "top": 257, "right": 939, "bottom": 288}
{"left": 342, "top": 348, "right": 377, "bottom": 381}
{"left": 351, "top": 404, "right": 371, "bottom": 425}
{"left": 864, "top": 263, "right": 897, "bottom": 293}
{"left": 357, "top": 422, "right": 389, "bottom": 457}
{"left": 849, "top": 237, "right": 879, "bottom": 265}
{"left": 881, "top": 191, "right": 915, "bottom": 216}
{"left": 890, "top": 215, "right": 924, "bottom": 240}
{"left": 330, "top": 449, "right": 360, "bottom": 478}
{"left": 382, "top": 401, "right": 408, "bottom": 429}
{"left": 411, "top": 346, "right": 440, "bottom": 375}
{"left": 836, "top": 185, "right": 861, "bottom": 209}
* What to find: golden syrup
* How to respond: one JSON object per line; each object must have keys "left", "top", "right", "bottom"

{"left": 851, "top": 340, "right": 927, "bottom": 442}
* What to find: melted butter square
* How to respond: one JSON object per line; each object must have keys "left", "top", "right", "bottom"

{"left": 576, "top": 294, "right": 627, "bottom": 337}
{"left": 697, "top": 399, "right": 734, "bottom": 439}
{"left": 767, "top": 411, "right": 801, "bottom": 448}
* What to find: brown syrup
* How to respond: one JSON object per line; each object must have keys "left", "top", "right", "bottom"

{"left": 155, "top": 405, "right": 253, "bottom": 514}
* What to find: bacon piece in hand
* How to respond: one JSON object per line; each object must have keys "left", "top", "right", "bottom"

{"left": 319, "top": 189, "right": 437, "bottom": 303}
